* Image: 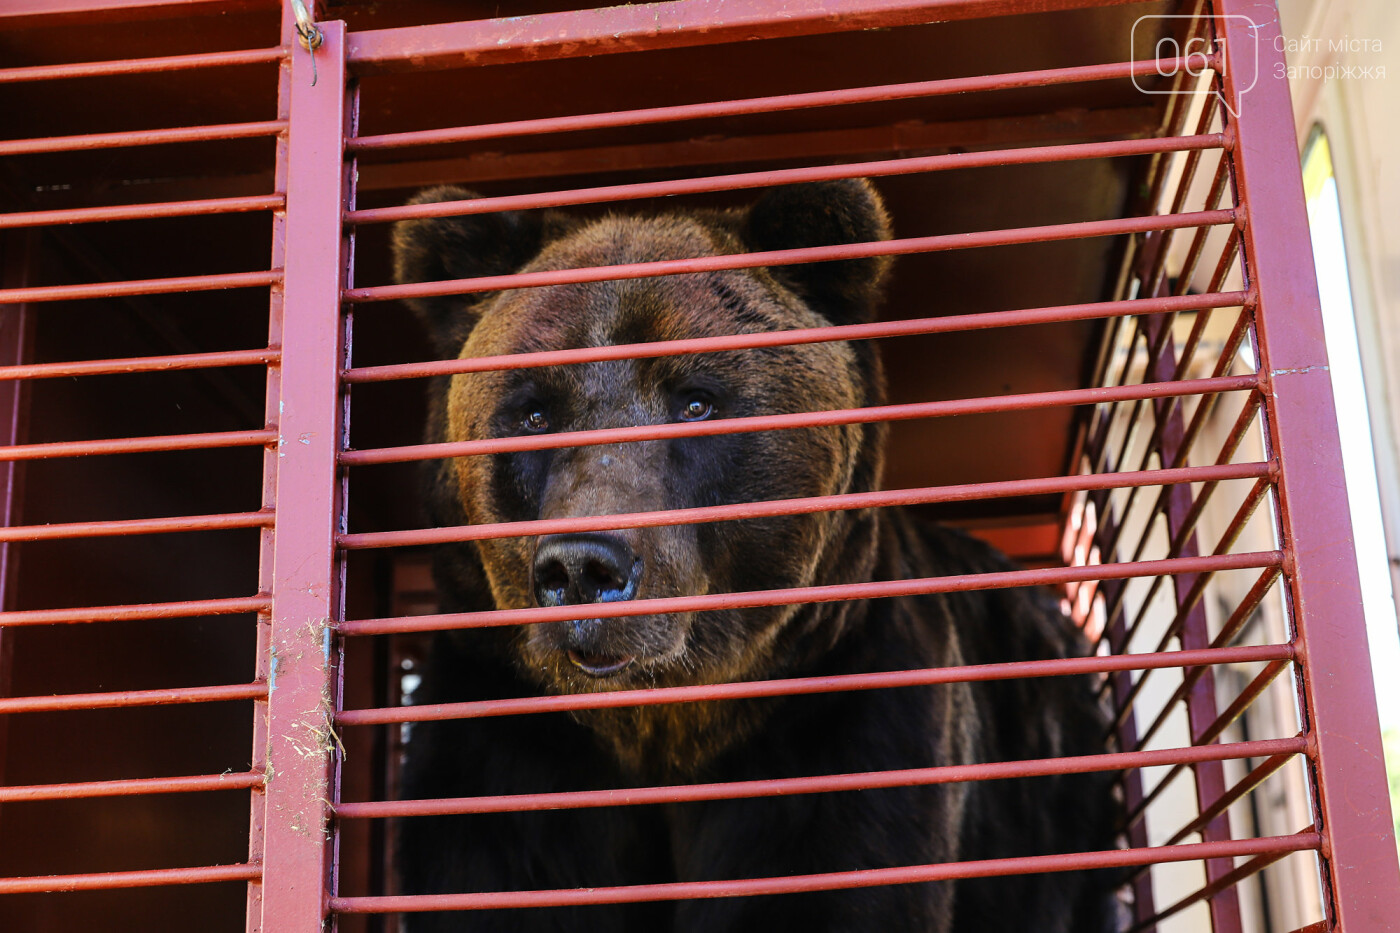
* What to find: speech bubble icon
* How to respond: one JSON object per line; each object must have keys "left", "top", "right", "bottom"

{"left": 1131, "top": 14, "right": 1260, "bottom": 119}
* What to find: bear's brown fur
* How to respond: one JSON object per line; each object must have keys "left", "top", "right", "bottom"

{"left": 392, "top": 179, "right": 1123, "bottom": 932}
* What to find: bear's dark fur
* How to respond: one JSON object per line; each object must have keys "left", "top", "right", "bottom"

{"left": 391, "top": 179, "right": 1123, "bottom": 932}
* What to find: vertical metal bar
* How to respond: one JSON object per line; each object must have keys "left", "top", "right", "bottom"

{"left": 1144, "top": 310, "right": 1242, "bottom": 933}
{"left": 1086, "top": 489, "right": 1159, "bottom": 929}
{"left": 0, "top": 230, "right": 36, "bottom": 804}
{"left": 329, "top": 73, "right": 362, "bottom": 933}
{"left": 259, "top": 18, "right": 348, "bottom": 933}
{"left": 248, "top": 18, "right": 296, "bottom": 928}
{"left": 1214, "top": 2, "right": 1400, "bottom": 929}
{"left": 1103, "top": 583, "right": 1160, "bottom": 931}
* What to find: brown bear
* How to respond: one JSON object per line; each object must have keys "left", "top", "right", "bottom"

{"left": 390, "top": 179, "right": 1123, "bottom": 932}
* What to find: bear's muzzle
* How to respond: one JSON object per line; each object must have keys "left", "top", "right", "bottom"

{"left": 532, "top": 532, "right": 644, "bottom": 677}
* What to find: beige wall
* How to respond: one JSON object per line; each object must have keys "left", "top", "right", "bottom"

{"left": 1276, "top": 0, "right": 1400, "bottom": 609}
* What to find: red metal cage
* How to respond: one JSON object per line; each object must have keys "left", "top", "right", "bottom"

{"left": 1, "top": 1, "right": 1397, "bottom": 931}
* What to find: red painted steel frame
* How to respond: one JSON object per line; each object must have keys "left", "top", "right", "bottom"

{"left": 3, "top": 0, "right": 1385, "bottom": 927}
{"left": 256, "top": 18, "right": 348, "bottom": 933}
{"left": 346, "top": 0, "right": 1139, "bottom": 73}
{"left": 1215, "top": 1, "right": 1400, "bottom": 927}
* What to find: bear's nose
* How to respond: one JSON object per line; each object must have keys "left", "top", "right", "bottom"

{"left": 532, "top": 534, "right": 641, "bottom": 608}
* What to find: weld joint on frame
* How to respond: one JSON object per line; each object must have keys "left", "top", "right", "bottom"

{"left": 1220, "top": 120, "right": 1236, "bottom": 151}
{"left": 1303, "top": 730, "right": 1319, "bottom": 760}
{"left": 1289, "top": 636, "right": 1307, "bottom": 668}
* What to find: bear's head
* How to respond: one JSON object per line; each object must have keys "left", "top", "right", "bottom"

{"left": 393, "top": 180, "right": 893, "bottom": 721}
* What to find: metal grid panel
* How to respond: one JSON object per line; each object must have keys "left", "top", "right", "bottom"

{"left": 0, "top": 9, "right": 286, "bottom": 929}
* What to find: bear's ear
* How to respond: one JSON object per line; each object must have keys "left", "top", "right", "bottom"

{"left": 742, "top": 178, "right": 893, "bottom": 325}
{"left": 391, "top": 185, "right": 548, "bottom": 354}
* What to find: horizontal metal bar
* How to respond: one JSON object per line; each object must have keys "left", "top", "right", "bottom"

{"left": 0, "top": 270, "right": 280, "bottom": 304}
{"left": 0, "top": 347, "right": 278, "bottom": 382}
{"left": 345, "top": 290, "right": 1250, "bottom": 385}
{"left": 0, "top": 195, "right": 285, "bottom": 230}
{"left": 337, "top": 644, "right": 1293, "bottom": 726}
{"left": 0, "top": 46, "right": 284, "bottom": 84}
{"left": 347, "top": 208, "right": 1236, "bottom": 304}
{"left": 0, "top": 771, "right": 263, "bottom": 803}
{"left": 345, "top": 0, "right": 1144, "bottom": 74}
{"left": 338, "top": 736, "right": 1305, "bottom": 819}
{"left": 348, "top": 57, "right": 1198, "bottom": 152}
{"left": 0, "top": 428, "right": 276, "bottom": 462}
{"left": 0, "top": 682, "right": 265, "bottom": 715}
{"left": 351, "top": 134, "right": 1225, "bottom": 226}
{"left": 340, "top": 461, "right": 1273, "bottom": 551}
{"left": 0, "top": 120, "right": 287, "bottom": 156}
{"left": 0, "top": 862, "right": 262, "bottom": 894}
{"left": 0, "top": 594, "right": 270, "bottom": 628}
{"left": 337, "top": 550, "right": 1282, "bottom": 637}
{"left": 0, "top": 510, "right": 273, "bottom": 543}
{"left": 342, "top": 374, "right": 1259, "bottom": 466}
{"left": 332, "top": 834, "right": 1320, "bottom": 912}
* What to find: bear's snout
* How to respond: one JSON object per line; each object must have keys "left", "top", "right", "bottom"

{"left": 532, "top": 533, "right": 642, "bottom": 608}
{"left": 531, "top": 533, "right": 647, "bottom": 678}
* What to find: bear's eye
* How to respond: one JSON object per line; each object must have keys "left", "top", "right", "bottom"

{"left": 523, "top": 409, "right": 550, "bottom": 433}
{"left": 678, "top": 396, "right": 714, "bottom": 423}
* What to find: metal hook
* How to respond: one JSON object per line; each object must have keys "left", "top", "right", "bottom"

{"left": 289, "top": 0, "right": 323, "bottom": 85}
